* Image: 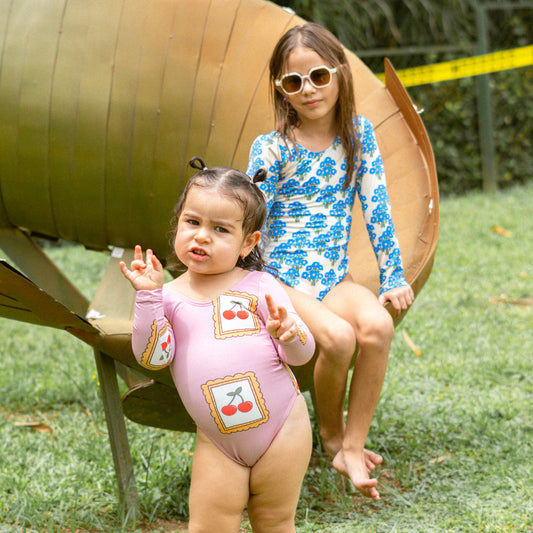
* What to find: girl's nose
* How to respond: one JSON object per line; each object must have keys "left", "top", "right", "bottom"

{"left": 194, "top": 226, "right": 210, "bottom": 242}
{"left": 301, "top": 77, "right": 315, "bottom": 94}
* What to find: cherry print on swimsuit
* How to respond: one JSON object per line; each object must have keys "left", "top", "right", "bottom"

{"left": 139, "top": 321, "right": 173, "bottom": 369}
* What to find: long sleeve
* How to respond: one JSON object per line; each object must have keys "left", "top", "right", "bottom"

{"left": 131, "top": 289, "right": 175, "bottom": 370}
{"left": 247, "top": 132, "right": 284, "bottom": 227}
{"left": 247, "top": 120, "right": 409, "bottom": 299}
{"left": 257, "top": 273, "right": 315, "bottom": 367}
{"left": 356, "top": 117, "right": 409, "bottom": 293}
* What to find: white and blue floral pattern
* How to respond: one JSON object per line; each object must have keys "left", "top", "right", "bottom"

{"left": 247, "top": 115, "right": 407, "bottom": 301}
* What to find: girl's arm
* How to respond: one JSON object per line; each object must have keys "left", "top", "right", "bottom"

{"left": 247, "top": 133, "right": 282, "bottom": 216}
{"left": 356, "top": 117, "right": 411, "bottom": 295}
{"left": 356, "top": 117, "right": 414, "bottom": 314}
{"left": 119, "top": 245, "right": 175, "bottom": 369}
{"left": 131, "top": 289, "right": 175, "bottom": 370}
{"left": 259, "top": 274, "right": 315, "bottom": 366}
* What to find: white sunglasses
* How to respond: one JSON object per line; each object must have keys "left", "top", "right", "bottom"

{"left": 275, "top": 65, "right": 337, "bottom": 95}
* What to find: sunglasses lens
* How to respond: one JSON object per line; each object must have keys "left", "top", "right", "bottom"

{"left": 310, "top": 68, "right": 331, "bottom": 87}
{"left": 279, "top": 67, "right": 334, "bottom": 94}
{"left": 282, "top": 74, "right": 303, "bottom": 94}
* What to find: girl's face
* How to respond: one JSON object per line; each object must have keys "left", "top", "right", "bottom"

{"left": 281, "top": 46, "right": 339, "bottom": 127}
{"left": 174, "top": 186, "right": 260, "bottom": 277}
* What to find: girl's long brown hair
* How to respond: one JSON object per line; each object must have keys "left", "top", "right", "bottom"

{"left": 269, "top": 22, "right": 360, "bottom": 188}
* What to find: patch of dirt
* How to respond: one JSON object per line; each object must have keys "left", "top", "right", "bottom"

{"left": 138, "top": 519, "right": 252, "bottom": 532}
{"left": 139, "top": 519, "right": 189, "bottom": 532}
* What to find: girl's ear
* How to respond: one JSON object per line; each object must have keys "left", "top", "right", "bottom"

{"left": 241, "top": 230, "right": 261, "bottom": 259}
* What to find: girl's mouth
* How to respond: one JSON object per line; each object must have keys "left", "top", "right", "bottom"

{"left": 190, "top": 247, "right": 208, "bottom": 259}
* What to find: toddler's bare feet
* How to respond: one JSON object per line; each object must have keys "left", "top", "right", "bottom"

{"left": 332, "top": 448, "right": 380, "bottom": 501}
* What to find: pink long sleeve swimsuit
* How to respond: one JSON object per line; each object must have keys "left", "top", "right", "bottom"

{"left": 132, "top": 270, "right": 315, "bottom": 467}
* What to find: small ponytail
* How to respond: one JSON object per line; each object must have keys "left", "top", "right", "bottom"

{"left": 189, "top": 157, "right": 207, "bottom": 171}
{"left": 252, "top": 168, "right": 267, "bottom": 184}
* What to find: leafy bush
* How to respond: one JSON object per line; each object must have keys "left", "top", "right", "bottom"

{"left": 274, "top": 1, "right": 533, "bottom": 195}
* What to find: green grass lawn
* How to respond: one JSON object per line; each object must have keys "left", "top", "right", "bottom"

{"left": 1, "top": 183, "right": 532, "bottom": 532}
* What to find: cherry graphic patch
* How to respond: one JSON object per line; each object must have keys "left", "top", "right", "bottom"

{"left": 223, "top": 301, "right": 250, "bottom": 321}
{"left": 214, "top": 292, "right": 260, "bottom": 339}
{"left": 140, "top": 320, "right": 173, "bottom": 369}
{"left": 201, "top": 372, "right": 269, "bottom": 434}
{"left": 221, "top": 386, "right": 254, "bottom": 416}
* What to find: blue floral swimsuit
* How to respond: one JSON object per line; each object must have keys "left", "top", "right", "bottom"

{"left": 247, "top": 115, "right": 408, "bottom": 301}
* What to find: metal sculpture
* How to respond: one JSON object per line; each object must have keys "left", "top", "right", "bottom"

{"left": 0, "top": 0, "right": 438, "bottom": 511}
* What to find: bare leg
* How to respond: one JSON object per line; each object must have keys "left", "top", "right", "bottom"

{"left": 325, "top": 275, "right": 393, "bottom": 500}
{"left": 188, "top": 429, "right": 250, "bottom": 532}
{"left": 283, "top": 283, "right": 382, "bottom": 473}
{"left": 247, "top": 394, "right": 312, "bottom": 533}
{"left": 281, "top": 284, "right": 355, "bottom": 455}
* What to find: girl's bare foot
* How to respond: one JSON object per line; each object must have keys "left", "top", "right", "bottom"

{"left": 363, "top": 448, "right": 383, "bottom": 472}
{"left": 320, "top": 432, "right": 343, "bottom": 458}
{"left": 321, "top": 433, "right": 382, "bottom": 473}
{"left": 332, "top": 448, "right": 380, "bottom": 501}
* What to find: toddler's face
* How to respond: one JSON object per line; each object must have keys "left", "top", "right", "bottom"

{"left": 174, "top": 186, "right": 257, "bottom": 276}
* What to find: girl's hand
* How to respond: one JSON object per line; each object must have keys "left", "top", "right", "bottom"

{"left": 119, "top": 245, "right": 165, "bottom": 291}
{"left": 265, "top": 293, "right": 297, "bottom": 342}
{"left": 378, "top": 284, "right": 415, "bottom": 317}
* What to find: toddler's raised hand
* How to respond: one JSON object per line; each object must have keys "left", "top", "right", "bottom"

{"left": 119, "top": 245, "right": 165, "bottom": 291}
{"left": 265, "top": 293, "right": 297, "bottom": 342}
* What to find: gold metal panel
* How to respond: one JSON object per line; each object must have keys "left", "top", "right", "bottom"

{"left": 0, "top": 1, "right": 439, "bottom": 429}
{"left": 50, "top": 0, "right": 123, "bottom": 247}
{"left": 0, "top": 0, "right": 65, "bottom": 235}
{"left": 0, "top": 259, "right": 98, "bottom": 337}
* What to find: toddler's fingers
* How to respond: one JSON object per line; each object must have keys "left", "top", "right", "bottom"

{"left": 278, "top": 323, "right": 296, "bottom": 342}
{"left": 130, "top": 259, "right": 146, "bottom": 271}
{"left": 277, "top": 305, "right": 288, "bottom": 323}
{"left": 134, "top": 244, "right": 143, "bottom": 261}
{"left": 150, "top": 250, "right": 163, "bottom": 271}
{"left": 119, "top": 261, "right": 130, "bottom": 277}
{"left": 265, "top": 294, "right": 279, "bottom": 320}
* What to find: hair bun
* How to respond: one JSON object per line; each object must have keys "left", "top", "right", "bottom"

{"left": 252, "top": 168, "right": 267, "bottom": 184}
{"left": 189, "top": 157, "right": 207, "bottom": 171}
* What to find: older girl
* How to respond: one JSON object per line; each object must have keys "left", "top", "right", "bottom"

{"left": 247, "top": 23, "right": 414, "bottom": 501}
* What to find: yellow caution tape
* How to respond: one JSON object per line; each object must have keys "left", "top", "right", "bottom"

{"left": 377, "top": 45, "right": 533, "bottom": 87}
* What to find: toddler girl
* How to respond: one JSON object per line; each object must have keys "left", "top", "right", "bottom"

{"left": 120, "top": 157, "right": 315, "bottom": 532}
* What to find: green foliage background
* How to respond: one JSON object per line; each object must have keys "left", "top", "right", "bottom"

{"left": 272, "top": 0, "right": 533, "bottom": 196}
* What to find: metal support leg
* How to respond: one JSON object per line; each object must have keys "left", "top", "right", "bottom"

{"left": 94, "top": 349, "right": 139, "bottom": 522}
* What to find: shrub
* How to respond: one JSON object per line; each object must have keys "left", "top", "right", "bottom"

{"left": 274, "top": 1, "right": 533, "bottom": 195}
